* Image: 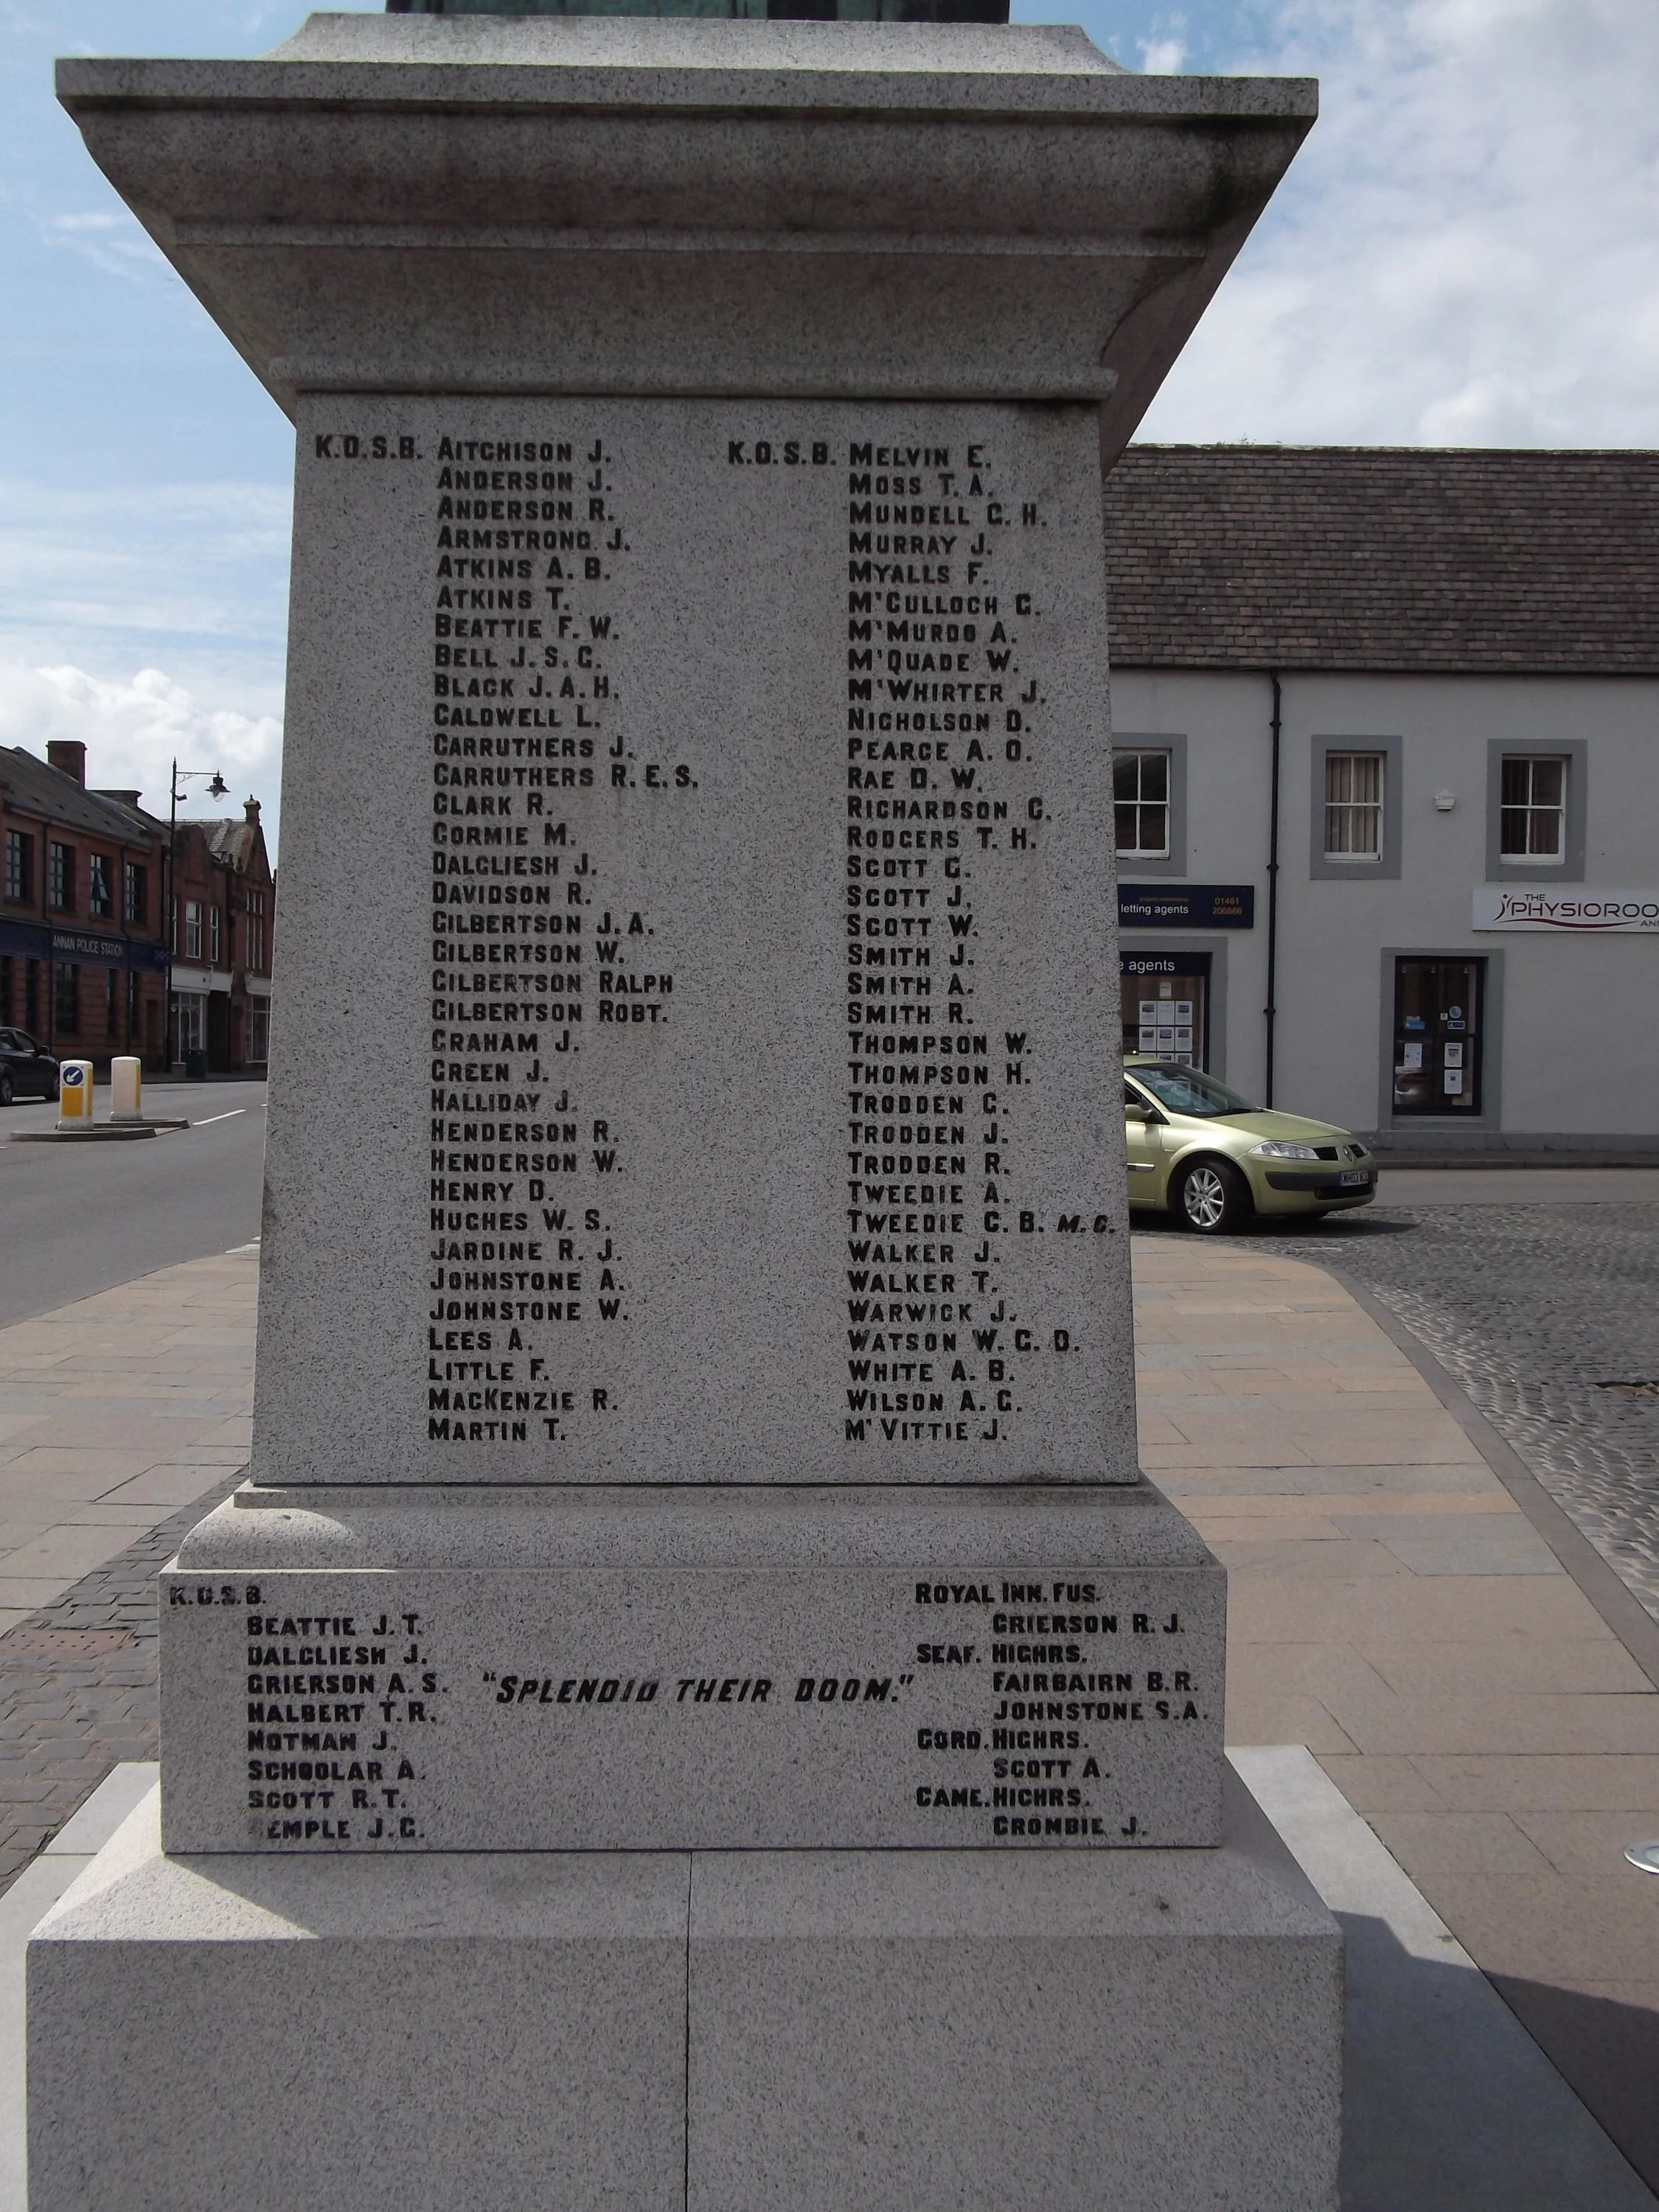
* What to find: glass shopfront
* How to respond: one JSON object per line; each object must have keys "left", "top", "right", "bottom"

{"left": 1121, "top": 953, "right": 1211, "bottom": 1068}
{"left": 1392, "top": 956, "right": 1484, "bottom": 1114}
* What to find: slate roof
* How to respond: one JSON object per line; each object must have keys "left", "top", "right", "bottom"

{"left": 0, "top": 748, "right": 161, "bottom": 844}
{"left": 1102, "top": 447, "right": 1659, "bottom": 675}
{"left": 201, "top": 818, "right": 260, "bottom": 873}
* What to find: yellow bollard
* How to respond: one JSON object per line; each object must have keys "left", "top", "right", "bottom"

{"left": 55, "top": 1060, "right": 94, "bottom": 1130}
{"left": 110, "top": 1056, "right": 143, "bottom": 1124}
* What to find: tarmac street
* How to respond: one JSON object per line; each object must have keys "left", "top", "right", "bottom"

{"left": 0, "top": 1080, "right": 266, "bottom": 1328}
{"left": 2, "top": 1187, "right": 1659, "bottom": 2203}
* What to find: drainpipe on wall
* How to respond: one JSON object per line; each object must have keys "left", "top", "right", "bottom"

{"left": 1263, "top": 671, "right": 1283, "bottom": 1107}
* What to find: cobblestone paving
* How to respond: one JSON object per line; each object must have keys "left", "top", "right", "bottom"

{"left": 0, "top": 1471, "right": 240, "bottom": 1898}
{"left": 1235, "top": 1201, "right": 1659, "bottom": 1622}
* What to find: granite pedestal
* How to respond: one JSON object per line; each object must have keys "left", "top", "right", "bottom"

{"left": 32, "top": 16, "right": 1335, "bottom": 2209}
{"left": 30, "top": 1772, "right": 1340, "bottom": 2212}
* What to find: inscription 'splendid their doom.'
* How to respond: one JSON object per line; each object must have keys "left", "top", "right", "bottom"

{"left": 161, "top": 1562, "right": 1225, "bottom": 1851}
{"left": 257, "top": 399, "right": 1133, "bottom": 1489}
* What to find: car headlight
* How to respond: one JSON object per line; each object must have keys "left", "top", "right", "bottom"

{"left": 1247, "top": 1140, "right": 1323, "bottom": 1161}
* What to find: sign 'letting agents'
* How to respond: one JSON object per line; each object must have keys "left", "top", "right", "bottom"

{"left": 1119, "top": 884, "right": 1255, "bottom": 930}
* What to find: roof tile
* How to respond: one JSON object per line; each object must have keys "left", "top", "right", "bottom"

{"left": 1102, "top": 446, "right": 1659, "bottom": 673}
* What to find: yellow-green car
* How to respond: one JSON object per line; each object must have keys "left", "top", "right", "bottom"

{"left": 1124, "top": 1059, "right": 1376, "bottom": 1234}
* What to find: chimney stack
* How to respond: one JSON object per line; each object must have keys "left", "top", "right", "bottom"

{"left": 47, "top": 740, "right": 87, "bottom": 785}
{"left": 244, "top": 796, "right": 261, "bottom": 824}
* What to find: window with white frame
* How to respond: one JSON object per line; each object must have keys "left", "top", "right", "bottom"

{"left": 209, "top": 905, "right": 221, "bottom": 964}
{"left": 174, "top": 992, "right": 205, "bottom": 1056}
{"left": 184, "top": 900, "right": 203, "bottom": 959}
{"left": 1500, "top": 754, "right": 1567, "bottom": 860}
{"left": 1323, "top": 751, "right": 1384, "bottom": 859}
{"left": 1113, "top": 750, "right": 1171, "bottom": 858}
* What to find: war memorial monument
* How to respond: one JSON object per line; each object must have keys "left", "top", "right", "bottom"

{"left": 32, "top": 5, "right": 1336, "bottom": 2205}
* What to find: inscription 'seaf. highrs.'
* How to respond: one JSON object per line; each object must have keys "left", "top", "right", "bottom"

{"left": 173, "top": 1556, "right": 1217, "bottom": 1851}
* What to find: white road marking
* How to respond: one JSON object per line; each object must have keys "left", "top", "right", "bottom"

{"left": 192, "top": 1110, "right": 246, "bottom": 1127}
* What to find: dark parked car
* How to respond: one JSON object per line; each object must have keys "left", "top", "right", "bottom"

{"left": 0, "top": 1029, "right": 60, "bottom": 1105}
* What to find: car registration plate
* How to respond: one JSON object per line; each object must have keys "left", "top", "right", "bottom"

{"left": 1338, "top": 1169, "right": 1370, "bottom": 1187}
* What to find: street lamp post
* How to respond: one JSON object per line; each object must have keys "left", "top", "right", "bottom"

{"left": 164, "top": 759, "right": 229, "bottom": 1074}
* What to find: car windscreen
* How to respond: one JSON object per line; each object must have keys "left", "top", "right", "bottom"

{"left": 1131, "top": 1065, "right": 1258, "bottom": 1118}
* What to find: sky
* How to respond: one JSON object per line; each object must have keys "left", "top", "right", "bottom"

{"left": 1, "top": 0, "right": 1655, "bottom": 853}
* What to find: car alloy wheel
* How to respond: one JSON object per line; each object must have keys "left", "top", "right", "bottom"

{"left": 0, "top": 1071, "right": 10, "bottom": 1107}
{"left": 1176, "top": 1158, "right": 1248, "bottom": 1236}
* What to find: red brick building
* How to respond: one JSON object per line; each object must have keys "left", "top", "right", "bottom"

{"left": 167, "top": 801, "right": 276, "bottom": 1073}
{"left": 0, "top": 740, "right": 171, "bottom": 1068}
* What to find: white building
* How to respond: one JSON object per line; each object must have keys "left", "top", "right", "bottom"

{"left": 1103, "top": 446, "right": 1659, "bottom": 1155}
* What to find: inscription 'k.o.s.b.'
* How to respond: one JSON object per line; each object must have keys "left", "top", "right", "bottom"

{"left": 260, "top": 399, "right": 1134, "bottom": 1491}
{"left": 163, "top": 1558, "right": 1225, "bottom": 1852}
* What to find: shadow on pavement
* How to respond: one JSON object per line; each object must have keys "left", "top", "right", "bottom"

{"left": 1339, "top": 1912, "right": 1657, "bottom": 2211}
{"left": 1492, "top": 1974, "right": 1659, "bottom": 2199}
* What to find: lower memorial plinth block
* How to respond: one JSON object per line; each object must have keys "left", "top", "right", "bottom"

{"left": 27, "top": 1792, "right": 689, "bottom": 2212}
{"left": 28, "top": 1771, "right": 1341, "bottom": 2212}
{"left": 159, "top": 1480, "right": 1227, "bottom": 1852}
{"left": 688, "top": 1773, "right": 1344, "bottom": 2212}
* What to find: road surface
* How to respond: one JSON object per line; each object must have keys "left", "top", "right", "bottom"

{"left": 0, "top": 1080, "right": 265, "bottom": 1326}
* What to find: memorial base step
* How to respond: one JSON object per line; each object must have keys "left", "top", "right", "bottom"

{"left": 161, "top": 1479, "right": 1227, "bottom": 1852}
{"left": 27, "top": 1770, "right": 1341, "bottom": 2212}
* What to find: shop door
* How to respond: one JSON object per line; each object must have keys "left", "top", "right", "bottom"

{"left": 1121, "top": 956, "right": 1209, "bottom": 1068}
{"left": 1392, "top": 958, "right": 1484, "bottom": 1114}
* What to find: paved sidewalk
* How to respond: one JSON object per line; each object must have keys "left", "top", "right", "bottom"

{"left": 1136, "top": 1237, "right": 1659, "bottom": 2192}
{"left": 0, "top": 1251, "right": 254, "bottom": 1893}
{"left": 0, "top": 1248, "right": 254, "bottom": 1632}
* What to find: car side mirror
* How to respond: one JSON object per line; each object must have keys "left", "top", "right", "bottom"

{"left": 1124, "top": 1102, "right": 1149, "bottom": 1121}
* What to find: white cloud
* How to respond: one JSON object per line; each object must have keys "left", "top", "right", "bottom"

{"left": 0, "top": 477, "right": 290, "bottom": 662}
{"left": 1139, "top": 36, "right": 1189, "bottom": 71}
{"left": 44, "top": 206, "right": 166, "bottom": 283}
{"left": 0, "top": 661, "right": 282, "bottom": 852}
{"left": 1138, "top": 0, "right": 1659, "bottom": 446}
{"left": 0, "top": 475, "right": 290, "bottom": 852}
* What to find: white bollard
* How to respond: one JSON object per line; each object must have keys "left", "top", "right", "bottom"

{"left": 55, "top": 1060, "right": 94, "bottom": 1130}
{"left": 109, "top": 1056, "right": 143, "bottom": 1124}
